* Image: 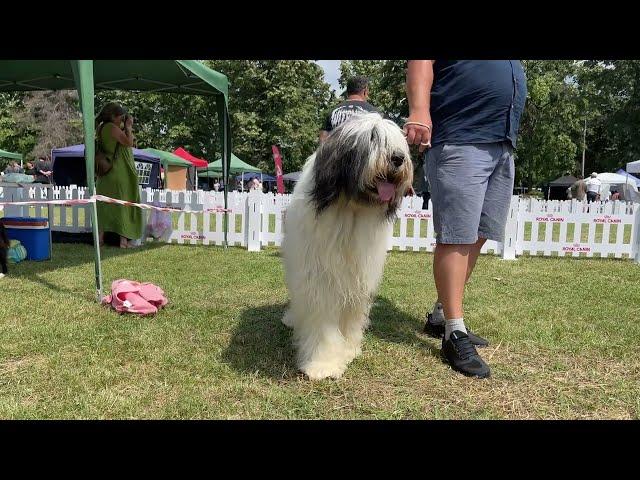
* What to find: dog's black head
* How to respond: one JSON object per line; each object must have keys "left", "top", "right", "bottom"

{"left": 310, "top": 113, "right": 413, "bottom": 218}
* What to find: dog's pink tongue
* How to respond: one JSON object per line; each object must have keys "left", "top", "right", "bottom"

{"left": 377, "top": 181, "right": 395, "bottom": 202}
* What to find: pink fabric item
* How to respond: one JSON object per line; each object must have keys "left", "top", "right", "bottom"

{"left": 102, "top": 279, "right": 168, "bottom": 315}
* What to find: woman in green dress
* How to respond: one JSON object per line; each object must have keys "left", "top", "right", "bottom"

{"left": 95, "top": 102, "right": 143, "bottom": 248}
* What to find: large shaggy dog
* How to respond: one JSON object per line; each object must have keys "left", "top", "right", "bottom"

{"left": 281, "top": 113, "right": 413, "bottom": 380}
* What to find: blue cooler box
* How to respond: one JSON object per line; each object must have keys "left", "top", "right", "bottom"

{"left": 1, "top": 217, "right": 51, "bottom": 261}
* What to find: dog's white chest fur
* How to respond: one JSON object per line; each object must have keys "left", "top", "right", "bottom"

{"left": 285, "top": 194, "right": 391, "bottom": 306}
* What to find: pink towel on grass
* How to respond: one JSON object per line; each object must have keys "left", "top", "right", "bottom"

{"left": 102, "top": 279, "right": 168, "bottom": 315}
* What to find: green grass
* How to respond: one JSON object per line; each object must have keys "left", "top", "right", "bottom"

{"left": 1, "top": 243, "right": 639, "bottom": 419}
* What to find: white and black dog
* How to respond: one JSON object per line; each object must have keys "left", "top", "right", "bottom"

{"left": 281, "top": 113, "right": 413, "bottom": 380}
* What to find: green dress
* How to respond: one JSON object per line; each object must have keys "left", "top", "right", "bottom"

{"left": 96, "top": 122, "right": 143, "bottom": 240}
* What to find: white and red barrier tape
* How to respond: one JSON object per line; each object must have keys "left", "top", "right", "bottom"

{"left": 0, "top": 194, "right": 232, "bottom": 213}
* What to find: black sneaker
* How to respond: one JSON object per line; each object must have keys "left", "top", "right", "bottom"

{"left": 424, "top": 313, "right": 489, "bottom": 347}
{"left": 442, "top": 331, "right": 491, "bottom": 378}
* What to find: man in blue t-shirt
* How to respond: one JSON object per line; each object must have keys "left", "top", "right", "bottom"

{"left": 405, "top": 60, "right": 528, "bottom": 379}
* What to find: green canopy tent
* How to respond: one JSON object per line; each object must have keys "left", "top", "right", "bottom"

{"left": 143, "top": 148, "right": 192, "bottom": 169}
{"left": 198, "top": 153, "right": 261, "bottom": 175}
{"left": 198, "top": 153, "right": 260, "bottom": 191}
{"left": 142, "top": 148, "right": 194, "bottom": 190}
{"left": 0, "top": 148, "right": 23, "bottom": 168}
{"left": 0, "top": 60, "right": 232, "bottom": 301}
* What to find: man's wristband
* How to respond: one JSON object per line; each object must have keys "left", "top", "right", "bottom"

{"left": 404, "top": 121, "right": 432, "bottom": 131}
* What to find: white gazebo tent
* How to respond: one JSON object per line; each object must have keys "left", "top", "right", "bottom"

{"left": 596, "top": 172, "right": 639, "bottom": 201}
{"left": 622, "top": 162, "right": 640, "bottom": 203}
{"left": 626, "top": 160, "right": 640, "bottom": 174}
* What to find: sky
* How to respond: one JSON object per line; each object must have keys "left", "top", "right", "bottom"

{"left": 315, "top": 60, "right": 342, "bottom": 93}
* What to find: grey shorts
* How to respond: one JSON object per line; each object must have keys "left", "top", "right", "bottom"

{"left": 425, "top": 142, "right": 515, "bottom": 244}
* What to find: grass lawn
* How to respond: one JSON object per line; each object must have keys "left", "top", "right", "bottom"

{"left": 0, "top": 242, "right": 639, "bottom": 419}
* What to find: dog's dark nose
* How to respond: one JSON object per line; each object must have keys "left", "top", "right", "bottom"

{"left": 390, "top": 155, "right": 404, "bottom": 168}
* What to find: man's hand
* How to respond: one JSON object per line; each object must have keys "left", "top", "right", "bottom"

{"left": 125, "top": 115, "right": 134, "bottom": 129}
{"left": 404, "top": 112, "right": 432, "bottom": 153}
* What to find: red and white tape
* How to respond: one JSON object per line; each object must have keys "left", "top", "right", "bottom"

{"left": 0, "top": 194, "right": 232, "bottom": 213}
{"left": 0, "top": 198, "right": 92, "bottom": 207}
{"left": 93, "top": 195, "right": 231, "bottom": 213}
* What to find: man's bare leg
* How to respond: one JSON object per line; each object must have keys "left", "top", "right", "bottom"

{"left": 433, "top": 243, "right": 474, "bottom": 321}
{"left": 434, "top": 237, "right": 486, "bottom": 311}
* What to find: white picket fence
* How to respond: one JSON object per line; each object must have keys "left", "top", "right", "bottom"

{"left": 1, "top": 185, "right": 639, "bottom": 262}
{"left": 0, "top": 185, "right": 93, "bottom": 232}
{"left": 515, "top": 197, "right": 638, "bottom": 259}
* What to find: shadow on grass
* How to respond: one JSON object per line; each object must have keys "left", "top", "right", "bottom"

{"left": 221, "top": 302, "right": 298, "bottom": 380}
{"left": 223, "top": 296, "right": 439, "bottom": 380}
{"left": 8, "top": 241, "right": 165, "bottom": 295}
{"left": 369, "top": 296, "right": 441, "bottom": 358}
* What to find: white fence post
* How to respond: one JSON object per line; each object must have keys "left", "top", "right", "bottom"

{"left": 2, "top": 185, "right": 23, "bottom": 217}
{"left": 246, "top": 190, "right": 261, "bottom": 252}
{"left": 501, "top": 195, "right": 520, "bottom": 260}
{"left": 634, "top": 202, "right": 640, "bottom": 264}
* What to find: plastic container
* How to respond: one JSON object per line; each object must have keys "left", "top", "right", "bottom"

{"left": 1, "top": 217, "right": 51, "bottom": 261}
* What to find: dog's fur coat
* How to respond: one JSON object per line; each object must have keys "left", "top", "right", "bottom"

{"left": 281, "top": 113, "right": 413, "bottom": 380}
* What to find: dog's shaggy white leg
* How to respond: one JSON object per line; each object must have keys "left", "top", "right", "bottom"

{"left": 293, "top": 305, "right": 354, "bottom": 380}
{"left": 339, "top": 303, "right": 371, "bottom": 361}
{"left": 338, "top": 217, "right": 389, "bottom": 361}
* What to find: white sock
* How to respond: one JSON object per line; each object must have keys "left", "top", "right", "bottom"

{"left": 432, "top": 301, "right": 445, "bottom": 321}
{"left": 445, "top": 318, "right": 467, "bottom": 340}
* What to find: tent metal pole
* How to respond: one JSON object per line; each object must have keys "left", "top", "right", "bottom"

{"left": 222, "top": 103, "right": 231, "bottom": 249}
{"left": 72, "top": 60, "right": 103, "bottom": 302}
{"left": 216, "top": 100, "right": 229, "bottom": 249}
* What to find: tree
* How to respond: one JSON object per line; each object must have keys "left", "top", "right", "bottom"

{"left": 207, "top": 60, "right": 335, "bottom": 172}
{"left": 0, "top": 93, "right": 38, "bottom": 169}
{"left": 339, "top": 60, "right": 407, "bottom": 122}
{"left": 13, "top": 91, "right": 84, "bottom": 159}
{"left": 95, "top": 61, "right": 335, "bottom": 174}
{"left": 515, "top": 60, "right": 584, "bottom": 188}
{"left": 94, "top": 91, "right": 219, "bottom": 159}
{"left": 5, "top": 60, "right": 635, "bottom": 188}
{"left": 577, "top": 60, "right": 640, "bottom": 173}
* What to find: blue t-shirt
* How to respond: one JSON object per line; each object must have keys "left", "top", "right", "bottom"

{"left": 430, "top": 60, "right": 527, "bottom": 148}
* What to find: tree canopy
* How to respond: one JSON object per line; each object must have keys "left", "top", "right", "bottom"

{"left": 2, "top": 60, "right": 638, "bottom": 186}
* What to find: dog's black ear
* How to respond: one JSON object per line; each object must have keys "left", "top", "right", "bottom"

{"left": 310, "top": 141, "right": 341, "bottom": 214}
{"left": 310, "top": 130, "right": 369, "bottom": 215}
